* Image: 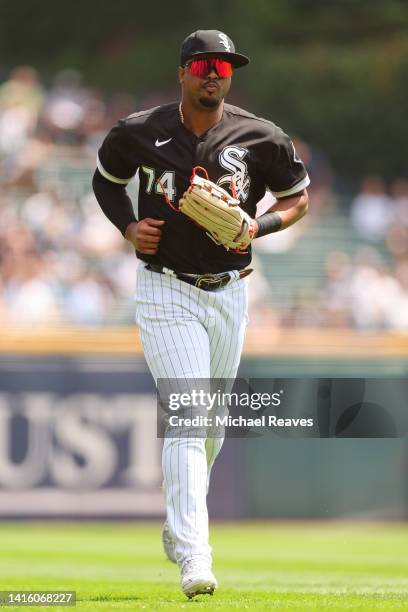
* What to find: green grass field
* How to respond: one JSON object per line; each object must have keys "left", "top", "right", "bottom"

{"left": 1, "top": 522, "right": 408, "bottom": 611}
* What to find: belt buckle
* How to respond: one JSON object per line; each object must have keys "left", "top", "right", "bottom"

{"left": 195, "top": 273, "right": 229, "bottom": 291}
{"left": 196, "top": 274, "right": 218, "bottom": 290}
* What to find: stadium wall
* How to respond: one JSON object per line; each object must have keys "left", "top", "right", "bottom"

{"left": 0, "top": 328, "right": 407, "bottom": 520}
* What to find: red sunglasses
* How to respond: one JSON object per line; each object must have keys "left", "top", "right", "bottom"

{"left": 186, "top": 58, "right": 233, "bottom": 78}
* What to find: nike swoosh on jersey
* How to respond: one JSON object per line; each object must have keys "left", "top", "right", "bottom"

{"left": 155, "top": 137, "right": 172, "bottom": 147}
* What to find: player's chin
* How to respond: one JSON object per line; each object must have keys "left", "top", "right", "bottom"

{"left": 198, "top": 94, "right": 222, "bottom": 109}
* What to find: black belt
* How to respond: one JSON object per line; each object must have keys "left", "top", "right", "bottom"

{"left": 145, "top": 264, "right": 253, "bottom": 291}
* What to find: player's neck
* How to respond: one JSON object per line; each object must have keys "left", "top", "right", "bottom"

{"left": 179, "top": 99, "right": 224, "bottom": 137}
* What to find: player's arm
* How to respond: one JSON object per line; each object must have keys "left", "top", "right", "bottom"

{"left": 256, "top": 127, "right": 310, "bottom": 238}
{"left": 253, "top": 188, "right": 309, "bottom": 238}
{"left": 92, "top": 169, "right": 137, "bottom": 235}
{"left": 92, "top": 171, "right": 164, "bottom": 255}
{"left": 93, "top": 121, "right": 164, "bottom": 255}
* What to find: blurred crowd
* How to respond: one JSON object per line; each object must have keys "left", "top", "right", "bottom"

{"left": 253, "top": 174, "right": 408, "bottom": 331}
{"left": 0, "top": 66, "right": 407, "bottom": 330}
{"left": 0, "top": 66, "right": 138, "bottom": 325}
{"left": 319, "top": 176, "right": 408, "bottom": 330}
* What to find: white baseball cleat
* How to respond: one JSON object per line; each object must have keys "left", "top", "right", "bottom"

{"left": 180, "top": 558, "right": 217, "bottom": 599}
{"left": 161, "top": 521, "right": 176, "bottom": 563}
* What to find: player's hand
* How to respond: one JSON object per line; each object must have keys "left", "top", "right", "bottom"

{"left": 125, "top": 218, "right": 165, "bottom": 255}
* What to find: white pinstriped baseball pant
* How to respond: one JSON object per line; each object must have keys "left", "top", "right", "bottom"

{"left": 135, "top": 263, "right": 248, "bottom": 567}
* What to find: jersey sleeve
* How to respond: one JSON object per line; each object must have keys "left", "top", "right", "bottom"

{"left": 261, "top": 127, "right": 310, "bottom": 198}
{"left": 97, "top": 120, "right": 138, "bottom": 184}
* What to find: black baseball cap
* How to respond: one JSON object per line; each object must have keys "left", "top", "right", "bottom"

{"left": 180, "top": 30, "right": 250, "bottom": 69}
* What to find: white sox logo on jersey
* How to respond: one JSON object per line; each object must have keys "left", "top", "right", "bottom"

{"left": 218, "top": 33, "right": 231, "bottom": 52}
{"left": 218, "top": 146, "right": 250, "bottom": 202}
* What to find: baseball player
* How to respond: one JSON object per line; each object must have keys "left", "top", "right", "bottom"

{"left": 93, "top": 29, "right": 309, "bottom": 599}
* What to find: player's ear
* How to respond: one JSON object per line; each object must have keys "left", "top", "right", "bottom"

{"left": 178, "top": 66, "right": 185, "bottom": 84}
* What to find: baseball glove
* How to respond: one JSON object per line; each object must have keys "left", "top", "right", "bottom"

{"left": 179, "top": 166, "right": 255, "bottom": 253}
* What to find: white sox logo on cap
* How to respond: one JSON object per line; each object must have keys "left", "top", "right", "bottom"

{"left": 218, "top": 33, "right": 231, "bottom": 52}
{"left": 180, "top": 30, "right": 250, "bottom": 68}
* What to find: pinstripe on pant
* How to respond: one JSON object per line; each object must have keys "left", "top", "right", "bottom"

{"left": 135, "top": 263, "right": 248, "bottom": 567}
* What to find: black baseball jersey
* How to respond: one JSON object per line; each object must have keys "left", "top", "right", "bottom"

{"left": 97, "top": 102, "right": 310, "bottom": 274}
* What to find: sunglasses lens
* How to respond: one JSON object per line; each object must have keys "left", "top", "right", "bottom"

{"left": 187, "top": 60, "right": 207, "bottom": 77}
{"left": 215, "top": 59, "right": 233, "bottom": 77}
{"left": 188, "top": 59, "right": 233, "bottom": 78}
